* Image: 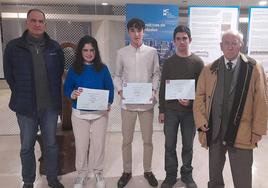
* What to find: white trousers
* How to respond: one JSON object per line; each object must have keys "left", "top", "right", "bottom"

{"left": 71, "top": 113, "right": 108, "bottom": 177}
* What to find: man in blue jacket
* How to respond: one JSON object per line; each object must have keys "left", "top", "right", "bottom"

{"left": 3, "top": 9, "right": 64, "bottom": 188}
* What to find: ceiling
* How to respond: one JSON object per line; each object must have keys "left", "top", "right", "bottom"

{"left": 0, "top": 0, "right": 266, "bottom": 8}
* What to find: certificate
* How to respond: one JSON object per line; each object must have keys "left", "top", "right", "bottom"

{"left": 122, "top": 83, "right": 153, "bottom": 104}
{"left": 165, "top": 79, "right": 195, "bottom": 100}
{"left": 76, "top": 87, "right": 109, "bottom": 111}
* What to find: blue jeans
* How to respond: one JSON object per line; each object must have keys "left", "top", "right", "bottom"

{"left": 163, "top": 109, "right": 196, "bottom": 182}
{"left": 16, "top": 109, "right": 59, "bottom": 184}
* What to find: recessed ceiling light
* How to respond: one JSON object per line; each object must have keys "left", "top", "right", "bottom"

{"left": 259, "top": 1, "right": 267, "bottom": 6}
{"left": 101, "top": 2, "right": 108, "bottom": 6}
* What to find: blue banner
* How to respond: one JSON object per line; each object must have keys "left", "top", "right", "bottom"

{"left": 126, "top": 4, "right": 179, "bottom": 65}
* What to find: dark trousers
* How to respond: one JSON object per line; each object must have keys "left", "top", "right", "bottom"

{"left": 163, "top": 109, "right": 196, "bottom": 182}
{"left": 16, "top": 109, "right": 59, "bottom": 184}
{"left": 208, "top": 138, "right": 253, "bottom": 188}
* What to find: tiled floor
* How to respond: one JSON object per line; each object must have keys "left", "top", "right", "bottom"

{"left": 0, "top": 131, "right": 268, "bottom": 188}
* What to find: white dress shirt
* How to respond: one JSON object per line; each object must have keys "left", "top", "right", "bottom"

{"left": 114, "top": 43, "right": 160, "bottom": 111}
{"left": 224, "top": 56, "right": 238, "bottom": 69}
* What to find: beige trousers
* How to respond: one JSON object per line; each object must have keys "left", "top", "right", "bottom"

{"left": 71, "top": 113, "right": 108, "bottom": 177}
{"left": 121, "top": 108, "right": 154, "bottom": 173}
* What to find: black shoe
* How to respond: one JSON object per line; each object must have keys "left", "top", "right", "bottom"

{"left": 144, "top": 172, "right": 158, "bottom": 187}
{"left": 22, "top": 183, "right": 33, "bottom": 188}
{"left": 48, "top": 180, "right": 64, "bottom": 188}
{"left": 181, "top": 176, "right": 197, "bottom": 188}
{"left": 160, "top": 179, "right": 176, "bottom": 188}
{"left": 117, "top": 172, "right": 132, "bottom": 188}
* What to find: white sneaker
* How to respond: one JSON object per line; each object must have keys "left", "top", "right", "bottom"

{"left": 74, "top": 176, "right": 87, "bottom": 188}
{"left": 95, "top": 172, "right": 106, "bottom": 188}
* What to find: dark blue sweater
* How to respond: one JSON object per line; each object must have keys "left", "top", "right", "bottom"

{"left": 63, "top": 64, "right": 114, "bottom": 109}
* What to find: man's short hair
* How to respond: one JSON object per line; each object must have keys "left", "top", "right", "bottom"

{"left": 127, "top": 18, "right": 145, "bottom": 31}
{"left": 173, "top": 25, "right": 191, "bottom": 40}
{"left": 27, "top": 9, "right": 46, "bottom": 20}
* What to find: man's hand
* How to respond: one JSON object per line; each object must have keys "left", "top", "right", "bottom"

{"left": 118, "top": 90, "right": 125, "bottom": 99}
{"left": 251, "top": 133, "right": 262, "bottom": 146}
{"left": 199, "top": 124, "right": 209, "bottom": 132}
{"left": 107, "top": 104, "right": 111, "bottom": 112}
{"left": 149, "top": 89, "right": 157, "bottom": 102}
{"left": 198, "top": 131, "right": 208, "bottom": 149}
{"left": 178, "top": 99, "right": 190, "bottom": 106}
{"left": 158, "top": 113, "right": 165, "bottom": 123}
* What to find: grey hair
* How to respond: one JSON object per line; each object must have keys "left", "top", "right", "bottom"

{"left": 221, "top": 30, "right": 244, "bottom": 45}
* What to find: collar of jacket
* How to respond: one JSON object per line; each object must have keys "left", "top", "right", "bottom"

{"left": 209, "top": 53, "right": 255, "bottom": 73}
{"left": 16, "top": 30, "right": 52, "bottom": 49}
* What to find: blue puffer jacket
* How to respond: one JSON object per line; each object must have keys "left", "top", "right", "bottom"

{"left": 3, "top": 30, "right": 64, "bottom": 116}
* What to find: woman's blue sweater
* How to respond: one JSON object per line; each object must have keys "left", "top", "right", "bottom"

{"left": 64, "top": 64, "right": 114, "bottom": 109}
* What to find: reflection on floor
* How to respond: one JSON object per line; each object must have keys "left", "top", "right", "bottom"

{"left": 0, "top": 131, "right": 268, "bottom": 188}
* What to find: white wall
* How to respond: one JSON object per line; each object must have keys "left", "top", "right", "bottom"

{"left": 91, "top": 20, "right": 125, "bottom": 74}
{"left": 107, "top": 20, "right": 125, "bottom": 75}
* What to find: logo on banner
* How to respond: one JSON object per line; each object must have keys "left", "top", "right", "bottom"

{"left": 163, "top": 9, "right": 170, "bottom": 16}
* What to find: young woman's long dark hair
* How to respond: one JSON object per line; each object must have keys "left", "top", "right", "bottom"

{"left": 73, "top": 35, "right": 104, "bottom": 74}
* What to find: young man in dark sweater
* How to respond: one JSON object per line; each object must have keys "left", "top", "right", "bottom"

{"left": 158, "top": 25, "right": 204, "bottom": 188}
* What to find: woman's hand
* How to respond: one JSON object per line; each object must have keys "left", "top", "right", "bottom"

{"left": 71, "top": 89, "right": 82, "bottom": 100}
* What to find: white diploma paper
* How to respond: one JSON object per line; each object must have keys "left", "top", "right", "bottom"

{"left": 165, "top": 79, "right": 195, "bottom": 100}
{"left": 77, "top": 87, "right": 109, "bottom": 111}
{"left": 122, "top": 83, "right": 153, "bottom": 104}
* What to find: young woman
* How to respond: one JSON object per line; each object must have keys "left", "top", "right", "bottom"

{"left": 64, "top": 35, "right": 114, "bottom": 188}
